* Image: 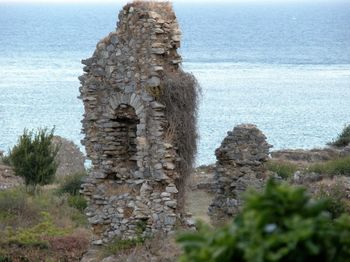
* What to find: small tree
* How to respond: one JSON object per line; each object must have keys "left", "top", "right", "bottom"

{"left": 8, "top": 128, "right": 59, "bottom": 191}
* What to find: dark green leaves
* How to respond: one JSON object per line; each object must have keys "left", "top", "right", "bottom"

{"left": 177, "top": 180, "right": 350, "bottom": 262}
{"left": 8, "top": 128, "right": 58, "bottom": 190}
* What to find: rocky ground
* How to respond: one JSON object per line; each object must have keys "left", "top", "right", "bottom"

{"left": 0, "top": 164, "right": 23, "bottom": 190}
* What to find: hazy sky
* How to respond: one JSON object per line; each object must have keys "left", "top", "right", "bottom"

{"left": 0, "top": 0, "right": 347, "bottom": 3}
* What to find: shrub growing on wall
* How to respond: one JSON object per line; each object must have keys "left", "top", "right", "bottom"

{"left": 8, "top": 128, "right": 58, "bottom": 191}
{"left": 177, "top": 180, "right": 350, "bottom": 262}
{"left": 158, "top": 70, "right": 200, "bottom": 208}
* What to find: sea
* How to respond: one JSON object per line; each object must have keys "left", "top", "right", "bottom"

{"left": 0, "top": 1, "right": 349, "bottom": 166}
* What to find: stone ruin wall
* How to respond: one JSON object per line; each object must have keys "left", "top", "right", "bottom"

{"left": 209, "top": 124, "right": 272, "bottom": 224}
{"left": 79, "top": 2, "right": 188, "bottom": 244}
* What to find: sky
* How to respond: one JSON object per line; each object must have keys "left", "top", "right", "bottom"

{"left": 0, "top": 0, "right": 347, "bottom": 3}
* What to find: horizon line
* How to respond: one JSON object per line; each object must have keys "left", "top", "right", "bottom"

{"left": 0, "top": 0, "right": 349, "bottom": 4}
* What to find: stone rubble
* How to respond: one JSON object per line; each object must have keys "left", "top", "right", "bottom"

{"left": 0, "top": 165, "right": 23, "bottom": 190}
{"left": 208, "top": 124, "right": 272, "bottom": 224}
{"left": 79, "top": 2, "right": 190, "bottom": 244}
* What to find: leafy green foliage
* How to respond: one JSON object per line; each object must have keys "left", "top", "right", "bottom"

{"left": 57, "top": 172, "right": 87, "bottom": 212}
{"left": 67, "top": 195, "right": 87, "bottom": 212}
{"left": 309, "top": 156, "right": 350, "bottom": 176}
{"left": 57, "top": 172, "right": 86, "bottom": 196}
{"left": 329, "top": 124, "right": 350, "bottom": 147}
{"left": 266, "top": 160, "right": 298, "bottom": 179}
{"left": 7, "top": 128, "right": 59, "bottom": 189}
{"left": 177, "top": 180, "right": 350, "bottom": 262}
{"left": 0, "top": 255, "right": 11, "bottom": 262}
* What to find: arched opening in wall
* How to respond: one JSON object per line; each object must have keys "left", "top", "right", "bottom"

{"left": 109, "top": 104, "right": 139, "bottom": 172}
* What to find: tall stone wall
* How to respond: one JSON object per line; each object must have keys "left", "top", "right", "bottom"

{"left": 79, "top": 2, "right": 192, "bottom": 244}
{"left": 209, "top": 124, "right": 271, "bottom": 224}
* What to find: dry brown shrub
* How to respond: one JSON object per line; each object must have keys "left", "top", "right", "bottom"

{"left": 158, "top": 70, "right": 201, "bottom": 210}
{"left": 47, "top": 230, "right": 90, "bottom": 260}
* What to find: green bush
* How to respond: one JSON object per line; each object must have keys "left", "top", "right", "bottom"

{"left": 2, "top": 212, "right": 69, "bottom": 247}
{"left": 0, "top": 255, "right": 11, "bottom": 262}
{"left": 58, "top": 172, "right": 86, "bottom": 196}
{"left": 309, "top": 156, "right": 350, "bottom": 176}
{"left": 7, "top": 128, "right": 58, "bottom": 190}
{"left": 67, "top": 195, "right": 87, "bottom": 212}
{"left": 329, "top": 124, "right": 350, "bottom": 147}
{"left": 177, "top": 180, "right": 350, "bottom": 262}
{"left": 266, "top": 160, "right": 298, "bottom": 179}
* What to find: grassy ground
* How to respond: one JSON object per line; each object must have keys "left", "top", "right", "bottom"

{"left": 185, "top": 190, "right": 213, "bottom": 224}
{"left": 266, "top": 160, "right": 299, "bottom": 179}
{"left": 266, "top": 155, "right": 350, "bottom": 178}
{"left": 308, "top": 156, "right": 350, "bottom": 176}
{"left": 0, "top": 185, "right": 90, "bottom": 261}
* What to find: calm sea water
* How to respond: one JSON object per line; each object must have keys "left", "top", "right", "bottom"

{"left": 0, "top": 2, "right": 349, "bottom": 165}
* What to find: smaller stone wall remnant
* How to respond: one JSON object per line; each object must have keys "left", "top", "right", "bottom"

{"left": 209, "top": 124, "right": 271, "bottom": 224}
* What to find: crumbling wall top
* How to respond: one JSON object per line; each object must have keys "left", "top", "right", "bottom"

{"left": 216, "top": 124, "right": 272, "bottom": 166}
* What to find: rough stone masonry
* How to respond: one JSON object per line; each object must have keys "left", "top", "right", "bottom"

{"left": 209, "top": 124, "right": 272, "bottom": 224}
{"left": 79, "top": 1, "right": 195, "bottom": 244}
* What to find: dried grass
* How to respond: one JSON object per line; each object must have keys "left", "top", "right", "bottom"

{"left": 47, "top": 229, "right": 90, "bottom": 254}
{"left": 158, "top": 70, "right": 201, "bottom": 210}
